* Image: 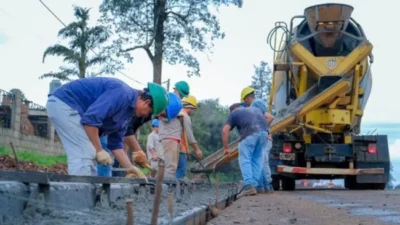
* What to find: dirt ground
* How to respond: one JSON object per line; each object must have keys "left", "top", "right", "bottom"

{"left": 0, "top": 155, "right": 67, "bottom": 174}
{"left": 208, "top": 189, "right": 400, "bottom": 225}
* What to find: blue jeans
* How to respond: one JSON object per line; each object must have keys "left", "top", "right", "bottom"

{"left": 97, "top": 136, "right": 112, "bottom": 177}
{"left": 238, "top": 131, "right": 267, "bottom": 187}
{"left": 258, "top": 139, "right": 273, "bottom": 191}
{"left": 176, "top": 152, "right": 188, "bottom": 179}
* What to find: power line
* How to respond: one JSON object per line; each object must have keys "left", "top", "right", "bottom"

{"left": 0, "top": 6, "right": 49, "bottom": 43}
{"left": 37, "top": 0, "right": 145, "bottom": 86}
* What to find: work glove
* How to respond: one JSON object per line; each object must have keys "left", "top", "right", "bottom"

{"left": 125, "top": 166, "right": 148, "bottom": 182}
{"left": 96, "top": 150, "right": 114, "bottom": 165}
{"left": 132, "top": 150, "right": 148, "bottom": 168}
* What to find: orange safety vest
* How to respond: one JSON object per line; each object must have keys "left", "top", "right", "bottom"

{"left": 179, "top": 115, "right": 190, "bottom": 159}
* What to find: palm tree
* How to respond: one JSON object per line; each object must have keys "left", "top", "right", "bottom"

{"left": 40, "top": 6, "right": 117, "bottom": 81}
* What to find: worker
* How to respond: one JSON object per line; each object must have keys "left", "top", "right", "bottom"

{"left": 251, "top": 99, "right": 274, "bottom": 193}
{"left": 222, "top": 103, "right": 270, "bottom": 199}
{"left": 240, "top": 87, "right": 256, "bottom": 107}
{"left": 146, "top": 119, "right": 161, "bottom": 177}
{"left": 158, "top": 92, "right": 190, "bottom": 178}
{"left": 176, "top": 95, "right": 203, "bottom": 179}
{"left": 173, "top": 81, "right": 190, "bottom": 99}
{"left": 105, "top": 98, "right": 183, "bottom": 178}
{"left": 46, "top": 77, "right": 169, "bottom": 178}
{"left": 240, "top": 86, "right": 275, "bottom": 193}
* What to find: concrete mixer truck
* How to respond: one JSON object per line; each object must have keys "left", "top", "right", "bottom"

{"left": 191, "top": 3, "right": 390, "bottom": 191}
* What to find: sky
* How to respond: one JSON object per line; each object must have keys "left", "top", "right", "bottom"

{"left": 0, "top": 2, "right": 400, "bottom": 159}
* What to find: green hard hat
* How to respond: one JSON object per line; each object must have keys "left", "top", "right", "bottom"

{"left": 174, "top": 81, "right": 190, "bottom": 98}
{"left": 147, "top": 82, "right": 169, "bottom": 115}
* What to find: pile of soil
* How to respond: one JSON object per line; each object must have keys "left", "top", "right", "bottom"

{"left": 0, "top": 155, "right": 67, "bottom": 174}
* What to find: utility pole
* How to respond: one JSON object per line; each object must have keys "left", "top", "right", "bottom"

{"left": 163, "top": 78, "right": 170, "bottom": 91}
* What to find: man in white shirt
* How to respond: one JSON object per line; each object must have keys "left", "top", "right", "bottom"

{"left": 146, "top": 119, "right": 162, "bottom": 177}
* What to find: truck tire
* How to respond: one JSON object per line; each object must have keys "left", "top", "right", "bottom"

{"left": 372, "top": 183, "right": 386, "bottom": 190}
{"left": 272, "top": 177, "right": 280, "bottom": 191}
{"left": 345, "top": 177, "right": 386, "bottom": 190}
{"left": 281, "top": 177, "right": 295, "bottom": 191}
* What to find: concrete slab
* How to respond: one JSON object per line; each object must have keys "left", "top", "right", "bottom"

{"left": 0, "top": 181, "right": 28, "bottom": 222}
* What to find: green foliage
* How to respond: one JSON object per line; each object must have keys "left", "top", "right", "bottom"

{"left": 0, "top": 147, "right": 67, "bottom": 167}
{"left": 387, "top": 162, "right": 396, "bottom": 189}
{"left": 251, "top": 60, "right": 272, "bottom": 103}
{"left": 40, "top": 6, "right": 123, "bottom": 81}
{"left": 9, "top": 88, "right": 26, "bottom": 101}
{"left": 99, "top": 0, "right": 242, "bottom": 83}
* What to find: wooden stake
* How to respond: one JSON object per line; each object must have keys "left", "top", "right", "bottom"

{"left": 9, "top": 142, "right": 19, "bottom": 169}
{"left": 126, "top": 199, "right": 134, "bottom": 225}
{"left": 168, "top": 192, "right": 174, "bottom": 222}
{"left": 151, "top": 159, "right": 165, "bottom": 225}
{"left": 215, "top": 174, "right": 219, "bottom": 208}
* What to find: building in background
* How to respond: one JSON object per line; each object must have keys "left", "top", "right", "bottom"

{"left": 49, "top": 80, "right": 62, "bottom": 94}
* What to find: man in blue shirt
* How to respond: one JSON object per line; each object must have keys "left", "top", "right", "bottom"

{"left": 221, "top": 103, "right": 270, "bottom": 199}
{"left": 251, "top": 99, "right": 274, "bottom": 193}
{"left": 46, "top": 77, "right": 169, "bottom": 177}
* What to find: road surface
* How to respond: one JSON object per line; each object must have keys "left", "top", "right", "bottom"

{"left": 208, "top": 189, "right": 400, "bottom": 225}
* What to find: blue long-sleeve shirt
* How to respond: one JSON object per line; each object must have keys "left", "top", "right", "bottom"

{"left": 50, "top": 77, "right": 138, "bottom": 150}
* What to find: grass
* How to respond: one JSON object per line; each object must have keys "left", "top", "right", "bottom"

{"left": 0, "top": 147, "right": 67, "bottom": 167}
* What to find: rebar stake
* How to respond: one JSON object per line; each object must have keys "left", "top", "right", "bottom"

{"left": 215, "top": 174, "right": 219, "bottom": 208}
{"left": 151, "top": 159, "right": 165, "bottom": 225}
{"left": 126, "top": 199, "right": 134, "bottom": 225}
{"left": 168, "top": 192, "right": 174, "bottom": 222}
{"left": 9, "top": 142, "right": 19, "bottom": 169}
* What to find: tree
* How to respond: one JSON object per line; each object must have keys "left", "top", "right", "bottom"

{"left": 99, "top": 0, "right": 243, "bottom": 84}
{"left": 9, "top": 88, "right": 26, "bottom": 101}
{"left": 387, "top": 162, "right": 396, "bottom": 189}
{"left": 40, "top": 6, "right": 123, "bottom": 81}
{"left": 251, "top": 60, "right": 272, "bottom": 103}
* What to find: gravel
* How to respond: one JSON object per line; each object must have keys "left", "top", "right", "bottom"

{"left": 208, "top": 190, "right": 400, "bottom": 225}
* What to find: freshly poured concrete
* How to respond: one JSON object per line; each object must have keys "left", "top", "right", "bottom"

{"left": 0, "top": 181, "right": 236, "bottom": 225}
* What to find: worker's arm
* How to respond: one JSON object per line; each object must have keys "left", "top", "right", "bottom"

{"left": 124, "top": 135, "right": 142, "bottom": 152}
{"left": 264, "top": 112, "right": 274, "bottom": 124}
{"left": 107, "top": 127, "right": 133, "bottom": 169}
{"left": 108, "top": 126, "right": 147, "bottom": 180}
{"left": 83, "top": 125, "right": 102, "bottom": 153}
{"left": 222, "top": 124, "right": 231, "bottom": 154}
{"left": 182, "top": 115, "right": 202, "bottom": 158}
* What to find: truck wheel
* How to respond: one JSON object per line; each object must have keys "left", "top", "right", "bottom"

{"left": 372, "top": 183, "right": 386, "bottom": 190}
{"left": 272, "top": 177, "right": 280, "bottom": 191}
{"left": 345, "top": 177, "right": 361, "bottom": 190}
{"left": 281, "top": 177, "right": 295, "bottom": 191}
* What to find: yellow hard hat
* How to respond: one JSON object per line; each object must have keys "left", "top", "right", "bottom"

{"left": 240, "top": 87, "right": 255, "bottom": 102}
{"left": 182, "top": 95, "right": 197, "bottom": 109}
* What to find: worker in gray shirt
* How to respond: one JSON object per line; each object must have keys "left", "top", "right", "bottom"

{"left": 146, "top": 119, "right": 161, "bottom": 177}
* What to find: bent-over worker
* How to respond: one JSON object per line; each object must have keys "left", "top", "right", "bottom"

{"left": 222, "top": 103, "right": 270, "bottom": 199}
{"left": 176, "top": 95, "right": 203, "bottom": 179}
{"left": 46, "top": 77, "right": 168, "bottom": 177}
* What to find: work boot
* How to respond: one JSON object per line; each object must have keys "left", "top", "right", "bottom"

{"left": 265, "top": 183, "right": 274, "bottom": 194}
{"left": 256, "top": 188, "right": 265, "bottom": 194}
{"left": 237, "top": 184, "right": 257, "bottom": 199}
